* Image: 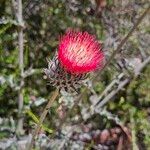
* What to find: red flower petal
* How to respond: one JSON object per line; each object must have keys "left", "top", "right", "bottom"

{"left": 58, "top": 30, "right": 104, "bottom": 74}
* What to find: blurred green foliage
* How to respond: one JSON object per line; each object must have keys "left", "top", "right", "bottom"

{"left": 0, "top": 0, "right": 150, "bottom": 148}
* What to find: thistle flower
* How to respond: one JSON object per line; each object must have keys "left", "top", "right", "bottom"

{"left": 44, "top": 55, "right": 87, "bottom": 93}
{"left": 58, "top": 30, "right": 104, "bottom": 74}
{"left": 44, "top": 30, "right": 104, "bottom": 93}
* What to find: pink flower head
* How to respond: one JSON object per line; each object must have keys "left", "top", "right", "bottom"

{"left": 58, "top": 30, "right": 104, "bottom": 74}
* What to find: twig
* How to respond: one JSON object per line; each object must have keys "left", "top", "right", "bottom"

{"left": 95, "top": 73, "right": 125, "bottom": 106}
{"left": 96, "top": 56, "right": 150, "bottom": 108}
{"left": 11, "top": 0, "right": 18, "bottom": 19}
{"left": 16, "top": 0, "right": 24, "bottom": 134}
{"left": 96, "top": 78, "right": 130, "bottom": 108}
{"left": 27, "top": 89, "right": 59, "bottom": 150}
{"left": 92, "top": 6, "right": 150, "bottom": 81}
{"left": 134, "top": 56, "right": 150, "bottom": 77}
{"left": 130, "top": 110, "right": 139, "bottom": 150}
{"left": 94, "top": 108, "right": 122, "bottom": 125}
{"left": 22, "top": 68, "right": 42, "bottom": 78}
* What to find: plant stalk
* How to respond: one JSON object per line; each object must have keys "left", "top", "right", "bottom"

{"left": 28, "top": 89, "right": 59, "bottom": 150}
{"left": 17, "top": 0, "right": 24, "bottom": 134}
